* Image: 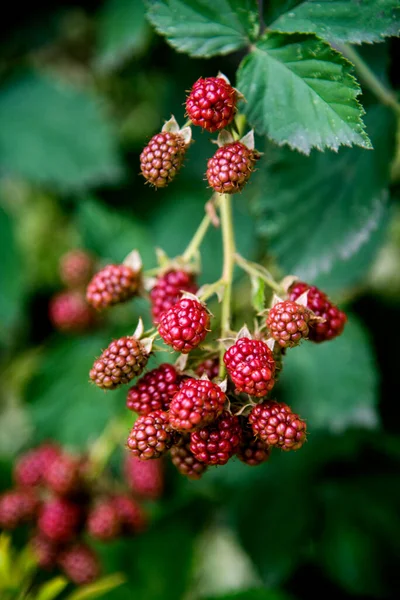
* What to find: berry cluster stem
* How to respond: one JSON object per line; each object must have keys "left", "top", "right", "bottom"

{"left": 181, "top": 212, "right": 212, "bottom": 262}
{"left": 235, "top": 254, "right": 285, "bottom": 296}
{"left": 219, "top": 193, "right": 235, "bottom": 377}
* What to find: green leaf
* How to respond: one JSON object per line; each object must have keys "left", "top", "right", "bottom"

{"left": 0, "top": 72, "right": 123, "bottom": 190}
{"left": 66, "top": 574, "right": 125, "bottom": 600}
{"left": 35, "top": 577, "right": 69, "bottom": 600}
{"left": 95, "top": 0, "right": 151, "bottom": 71}
{"left": 280, "top": 316, "right": 379, "bottom": 432}
{"left": 27, "top": 335, "right": 127, "bottom": 447}
{"left": 204, "top": 591, "right": 293, "bottom": 600}
{"left": 145, "top": 0, "right": 259, "bottom": 57}
{"left": 237, "top": 32, "right": 371, "bottom": 154}
{"left": 250, "top": 276, "right": 265, "bottom": 313}
{"left": 270, "top": 0, "right": 400, "bottom": 45}
{"left": 250, "top": 106, "right": 394, "bottom": 292}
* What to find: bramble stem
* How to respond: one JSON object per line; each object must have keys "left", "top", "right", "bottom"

{"left": 339, "top": 44, "right": 400, "bottom": 116}
{"left": 235, "top": 253, "right": 285, "bottom": 296}
{"left": 219, "top": 193, "right": 236, "bottom": 377}
{"left": 182, "top": 212, "right": 212, "bottom": 262}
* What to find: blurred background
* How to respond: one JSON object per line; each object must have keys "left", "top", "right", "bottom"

{"left": 1, "top": 1, "right": 400, "bottom": 599}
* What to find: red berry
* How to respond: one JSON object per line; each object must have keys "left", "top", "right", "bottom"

{"left": 236, "top": 425, "right": 271, "bottom": 466}
{"left": 0, "top": 489, "right": 38, "bottom": 529}
{"left": 14, "top": 443, "right": 60, "bottom": 488}
{"left": 124, "top": 454, "right": 164, "bottom": 500}
{"left": 86, "top": 264, "right": 140, "bottom": 311}
{"left": 289, "top": 282, "right": 347, "bottom": 343}
{"left": 112, "top": 494, "right": 147, "bottom": 533}
{"left": 186, "top": 77, "right": 237, "bottom": 132}
{"left": 190, "top": 412, "right": 241, "bottom": 465}
{"left": 170, "top": 438, "right": 208, "bottom": 479}
{"left": 168, "top": 378, "right": 226, "bottom": 432}
{"left": 90, "top": 336, "right": 150, "bottom": 390}
{"left": 49, "top": 291, "right": 96, "bottom": 333}
{"left": 267, "top": 300, "right": 311, "bottom": 348}
{"left": 127, "top": 410, "right": 175, "bottom": 460}
{"left": 140, "top": 131, "right": 188, "bottom": 188}
{"left": 60, "top": 249, "right": 95, "bottom": 289}
{"left": 206, "top": 142, "right": 260, "bottom": 194}
{"left": 59, "top": 543, "right": 100, "bottom": 585}
{"left": 44, "top": 453, "right": 81, "bottom": 496}
{"left": 30, "top": 534, "right": 59, "bottom": 570}
{"left": 150, "top": 269, "right": 197, "bottom": 324}
{"left": 38, "top": 498, "right": 81, "bottom": 543}
{"left": 196, "top": 357, "right": 220, "bottom": 380}
{"left": 249, "top": 401, "right": 307, "bottom": 451}
{"left": 87, "top": 500, "right": 121, "bottom": 541}
{"left": 158, "top": 298, "right": 210, "bottom": 354}
{"left": 127, "top": 363, "right": 181, "bottom": 415}
{"left": 223, "top": 338, "right": 276, "bottom": 397}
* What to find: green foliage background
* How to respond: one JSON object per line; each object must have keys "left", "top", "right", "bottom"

{"left": 1, "top": 1, "right": 400, "bottom": 598}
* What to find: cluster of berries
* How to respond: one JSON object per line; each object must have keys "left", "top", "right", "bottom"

{"left": 0, "top": 443, "right": 163, "bottom": 585}
{"left": 140, "top": 75, "right": 260, "bottom": 192}
{"left": 49, "top": 249, "right": 98, "bottom": 334}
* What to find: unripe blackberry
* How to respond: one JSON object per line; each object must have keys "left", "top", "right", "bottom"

{"left": 0, "top": 489, "right": 38, "bottom": 529}
{"left": 112, "top": 494, "right": 147, "bottom": 533}
{"left": 267, "top": 300, "right": 311, "bottom": 348}
{"left": 44, "top": 453, "right": 81, "bottom": 496}
{"left": 127, "top": 363, "right": 180, "bottom": 415}
{"left": 150, "top": 269, "right": 197, "bottom": 324}
{"left": 236, "top": 426, "right": 271, "bottom": 466}
{"left": 49, "top": 291, "right": 96, "bottom": 333}
{"left": 140, "top": 131, "right": 188, "bottom": 188}
{"left": 14, "top": 443, "right": 60, "bottom": 488}
{"left": 127, "top": 410, "right": 174, "bottom": 460}
{"left": 249, "top": 401, "right": 307, "bottom": 451}
{"left": 206, "top": 142, "right": 260, "bottom": 194}
{"left": 38, "top": 498, "right": 81, "bottom": 543}
{"left": 59, "top": 543, "right": 100, "bottom": 585}
{"left": 87, "top": 500, "right": 121, "bottom": 541}
{"left": 158, "top": 297, "right": 210, "bottom": 353}
{"left": 30, "top": 534, "right": 58, "bottom": 570}
{"left": 86, "top": 264, "right": 140, "bottom": 310}
{"left": 223, "top": 338, "right": 275, "bottom": 397}
{"left": 170, "top": 438, "right": 208, "bottom": 479}
{"left": 124, "top": 454, "right": 164, "bottom": 500}
{"left": 186, "top": 77, "right": 237, "bottom": 132}
{"left": 60, "top": 249, "right": 95, "bottom": 289}
{"left": 90, "top": 336, "right": 150, "bottom": 390}
{"left": 289, "top": 281, "right": 347, "bottom": 343}
{"left": 196, "top": 357, "right": 220, "bottom": 380}
{"left": 190, "top": 412, "right": 241, "bottom": 465}
{"left": 168, "top": 378, "right": 226, "bottom": 432}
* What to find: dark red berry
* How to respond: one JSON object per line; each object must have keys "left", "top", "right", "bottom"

{"left": 190, "top": 412, "right": 241, "bottom": 465}
{"left": 196, "top": 357, "right": 220, "bottom": 380}
{"left": 267, "top": 300, "right": 311, "bottom": 348}
{"left": 0, "top": 489, "right": 38, "bottom": 529}
{"left": 289, "top": 282, "right": 347, "bottom": 343}
{"left": 30, "top": 534, "right": 59, "bottom": 570}
{"left": 14, "top": 443, "right": 60, "bottom": 488}
{"left": 59, "top": 543, "right": 100, "bottom": 585}
{"left": 206, "top": 142, "right": 260, "bottom": 194}
{"left": 124, "top": 454, "right": 164, "bottom": 500}
{"left": 168, "top": 378, "right": 226, "bottom": 432}
{"left": 127, "top": 410, "right": 174, "bottom": 460}
{"left": 186, "top": 77, "right": 237, "bottom": 132}
{"left": 127, "top": 363, "right": 181, "bottom": 415}
{"left": 170, "top": 438, "right": 208, "bottom": 479}
{"left": 236, "top": 425, "right": 271, "bottom": 466}
{"left": 150, "top": 269, "right": 197, "bottom": 324}
{"left": 86, "top": 264, "right": 140, "bottom": 310}
{"left": 158, "top": 298, "right": 210, "bottom": 353}
{"left": 44, "top": 453, "right": 81, "bottom": 496}
{"left": 87, "top": 500, "right": 121, "bottom": 541}
{"left": 60, "top": 249, "right": 95, "bottom": 289}
{"left": 223, "top": 338, "right": 276, "bottom": 397}
{"left": 90, "top": 336, "right": 150, "bottom": 390}
{"left": 140, "top": 131, "right": 188, "bottom": 188}
{"left": 38, "top": 498, "right": 81, "bottom": 543}
{"left": 49, "top": 291, "right": 96, "bottom": 333}
{"left": 249, "top": 401, "right": 307, "bottom": 451}
{"left": 112, "top": 494, "right": 147, "bottom": 533}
